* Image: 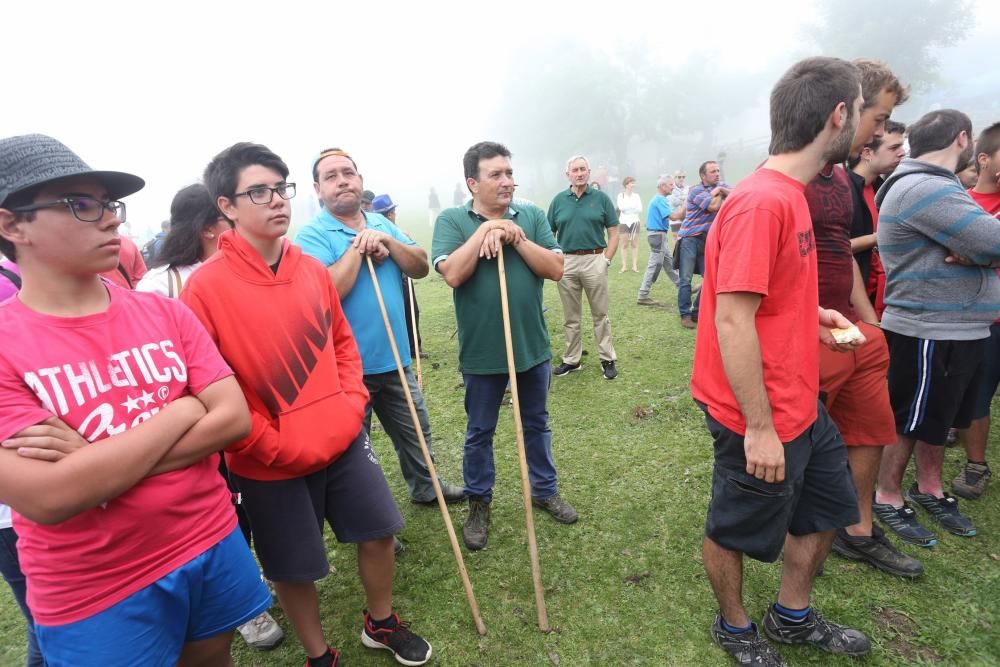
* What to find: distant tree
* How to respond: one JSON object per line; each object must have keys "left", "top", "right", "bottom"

{"left": 807, "top": 0, "right": 974, "bottom": 93}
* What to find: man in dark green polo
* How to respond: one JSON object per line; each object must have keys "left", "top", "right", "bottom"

{"left": 547, "top": 155, "right": 620, "bottom": 380}
{"left": 432, "top": 141, "right": 579, "bottom": 551}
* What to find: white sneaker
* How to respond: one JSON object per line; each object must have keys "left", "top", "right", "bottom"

{"left": 237, "top": 611, "right": 284, "bottom": 650}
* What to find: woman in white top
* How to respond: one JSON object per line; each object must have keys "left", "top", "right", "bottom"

{"left": 137, "top": 184, "right": 231, "bottom": 297}
{"left": 615, "top": 176, "right": 642, "bottom": 273}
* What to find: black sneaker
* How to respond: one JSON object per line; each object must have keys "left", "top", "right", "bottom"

{"left": 463, "top": 498, "right": 490, "bottom": 550}
{"left": 601, "top": 359, "right": 617, "bottom": 380}
{"left": 762, "top": 606, "right": 870, "bottom": 656}
{"left": 710, "top": 614, "right": 786, "bottom": 666}
{"left": 905, "top": 483, "right": 977, "bottom": 537}
{"left": 831, "top": 526, "right": 923, "bottom": 578}
{"left": 361, "top": 612, "right": 432, "bottom": 666}
{"left": 532, "top": 494, "right": 579, "bottom": 524}
{"left": 872, "top": 500, "right": 937, "bottom": 547}
{"left": 553, "top": 361, "right": 581, "bottom": 376}
{"left": 412, "top": 482, "right": 466, "bottom": 506}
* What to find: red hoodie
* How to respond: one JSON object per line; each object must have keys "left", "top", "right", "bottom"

{"left": 181, "top": 230, "right": 368, "bottom": 481}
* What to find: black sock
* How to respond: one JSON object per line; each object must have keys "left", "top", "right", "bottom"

{"left": 307, "top": 648, "right": 334, "bottom": 667}
{"left": 370, "top": 613, "right": 398, "bottom": 630}
{"left": 968, "top": 459, "right": 988, "bottom": 466}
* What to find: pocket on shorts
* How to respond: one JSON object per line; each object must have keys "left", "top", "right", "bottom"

{"left": 725, "top": 470, "right": 792, "bottom": 498}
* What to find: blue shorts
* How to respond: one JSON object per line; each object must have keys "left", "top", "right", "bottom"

{"left": 36, "top": 527, "right": 271, "bottom": 667}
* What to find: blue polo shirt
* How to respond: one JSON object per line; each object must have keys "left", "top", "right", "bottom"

{"left": 646, "top": 193, "right": 672, "bottom": 232}
{"left": 294, "top": 209, "right": 416, "bottom": 374}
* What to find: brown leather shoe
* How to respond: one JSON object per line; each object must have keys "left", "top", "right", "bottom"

{"left": 681, "top": 316, "right": 697, "bottom": 329}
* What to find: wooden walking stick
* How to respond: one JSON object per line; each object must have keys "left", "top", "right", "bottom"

{"left": 407, "top": 277, "right": 424, "bottom": 390}
{"left": 365, "top": 257, "right": 487, "bottom": 636}
{"left": 495, "top": 248, "right": 550, "bottom": 632}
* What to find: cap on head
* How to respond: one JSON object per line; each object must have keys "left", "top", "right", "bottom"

{"left": 0, "top": 134, "right": 144, "bottom": 206}
{"left": 371, "top": 194, "right": 397, "bottom": 214}
{"left": 311, "top": 147, "right": 358, "bottom": 182}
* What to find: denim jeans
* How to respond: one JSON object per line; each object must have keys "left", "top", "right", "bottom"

{"left": 462, "top": 362, "right": 558, "bottom": 502}
{"left": 677, "top": 235, "right": 705, "bottom": 319}
{"left": 364, "top": 367, "right": 446, "bottom": 502}
{"left": 638, "top": 231, "right": 679, "bottom": 299}
{"left": 0, "top": 527, "right": 44, "bottom": 667}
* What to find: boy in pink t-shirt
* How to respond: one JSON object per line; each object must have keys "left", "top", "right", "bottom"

{"left": 0, "top": 134, "right": 270, "bottom": 666}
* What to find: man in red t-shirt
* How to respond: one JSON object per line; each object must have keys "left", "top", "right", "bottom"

{"left": 806, "top": 62, "right": 924, "bottom": 579}
{"left": 691, "top": 58, "right": 871, "bottom": 665}
{"left": 953, "top": 121, "right": 1000, "bottom": 501}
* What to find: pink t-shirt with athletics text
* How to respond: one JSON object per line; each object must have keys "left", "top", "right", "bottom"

{"left": 0, "top": 285, "right": 237, "bottom": 625}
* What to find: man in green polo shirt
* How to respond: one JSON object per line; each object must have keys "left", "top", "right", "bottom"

{"left": 432, "top": 141, "right": 579, "bottom": 551}
{"left": 547, "top": 155, "right": 620, "bottom": 380}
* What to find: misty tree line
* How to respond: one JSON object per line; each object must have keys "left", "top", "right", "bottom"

{"left": 492, "top": 0, "right": 977, "bottom": 198}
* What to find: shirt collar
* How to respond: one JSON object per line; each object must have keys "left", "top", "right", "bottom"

{"left": 465, "top": 199, "right": 519, "bottom": 221}
{"left": 317, "top": 208, "right": 384, "bottom": 235}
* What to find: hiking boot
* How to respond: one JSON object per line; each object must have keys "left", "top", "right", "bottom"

{"left": 951, "top": 461, "right": 992, "bottom": 500}
{"left": 762, "top": 606, "right": 870, "bottom": 656}
{"left": 905, "top": 484, "right": 977, "bottom": 537}
{"left": 532, "top": 494, "right": 579, "bottom": 524}
{"left": 872, "top": 500, "right": 937, "bottom": 547}
{"left": 831, "top": 526, "right": 923, "bottom": 578}
{"left": 710, "top": 614, "right": 786, "bottom": 666}
{"left": 681, "top": 316, "right": 697, "bottom": 329}
{"left": 238, "top": 611, "right": 284, "bottom": 650}
{"left": 412, "top": 482, "right": 466, "bottom": 506}
{"left": 601, "top": 360, "right": 618, "bottom": 380}
{"left": 636, "top": 298, "right": 662, "bottom": 306}
{"left": 361, "top": 612, "right": 432, "bottom": 666}
{"left": 463, "top": 499, "right": 491, "bottom": 550}
{"left": 553, "top": 361, "right": 581, "bottom": 376}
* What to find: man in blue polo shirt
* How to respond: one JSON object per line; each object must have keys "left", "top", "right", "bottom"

{"left": 676, "top": 160, "right": 731, "bottom": 328}
{"left": 637, "top": 174, "right": 682, "bottom": 305}
{"left": 296, "top": 148, "right": 464, "bottom": 507}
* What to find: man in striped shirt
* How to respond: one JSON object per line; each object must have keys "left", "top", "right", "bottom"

{"left": 676, "top": 160, "right": 730, "bottom": 328}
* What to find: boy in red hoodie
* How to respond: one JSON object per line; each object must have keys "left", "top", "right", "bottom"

{"left": 181, "top": 143, "right": 432, "bottom": 667}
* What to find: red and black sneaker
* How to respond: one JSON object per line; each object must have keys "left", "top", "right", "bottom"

{"left": 304, "top": 645, "right": 340, "bottom": 667}
{"left": 361, "top": 611, "right": 432, "bottom": 666}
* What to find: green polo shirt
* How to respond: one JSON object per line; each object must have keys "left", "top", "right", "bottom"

{"left": 546, "top": 185, "right": 618, "bottom": 252}
{"left": 432, "top": 202, "right": 560, "bottom": 375}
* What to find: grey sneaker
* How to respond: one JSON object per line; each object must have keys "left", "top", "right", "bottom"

{"left": 906, "top": 484, "right": 977, "bottom": 537}
{"left": 831, "top": 526, "right": 923, "bottom": 578}
{"left": 762, "top": 606, "right": 870, "bottom": 656}
{"left": 532, "top": 494, "right": 579, "bottom": 524}
{"left": 601, "top": 360, "right": 618, "bottom": 380}
{"left": 463, "top": 499, "right": 491, "bottom": 550}
{"left": 237, "top": 611, "right": 284, "bottom": 650}
{"left": 636, "top": 298, "right": 663, "bottom": 307}
{"left": 412, "top": 482, "right": 466, "bottom": 506}
{"left": 951, "top": 461, "right": 992, "bottom": 500}
{"left": 710, "top": 615, "right": 786, "bottom": 666}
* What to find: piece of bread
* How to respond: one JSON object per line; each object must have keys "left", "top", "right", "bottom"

{"left": 830, "top": 325, "right": 863, "bottom": 344}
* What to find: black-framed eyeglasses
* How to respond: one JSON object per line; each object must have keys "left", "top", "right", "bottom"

{"left": 10, "top": 197, "right": 126, "bottom": 223}
{"left": 232, "top": 183, "right": 296, "bottom": 205}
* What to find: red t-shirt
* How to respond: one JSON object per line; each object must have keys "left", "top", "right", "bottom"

{"left": 864, "top": 183, "right": 887, "bottom": 316}
{"left": 969, "top": 188, "right": 1000, "bottom": 322}
{"left": 692, "top": 168, "right": 819, "bottom": 441}
{"left": 0, "top": 287, "right": 236, "bottom": 625}
{"left": 805, "top": 164, "right": 857, "bottom": 322}
{"left": 100, "top": 236, "right": 147, "bottom": 290}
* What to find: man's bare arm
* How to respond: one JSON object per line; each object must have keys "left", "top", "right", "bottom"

{"left": 849, "top": 259, "right": 879, "bottom": 325}
{"left": 514, "top": 241, "right": 564, "bottom": 281}
{"left": 715, "top": 292, "right": 785, "bottom": 483}
{"left": 604, "top": 225, "right": 620, "bottom": 261}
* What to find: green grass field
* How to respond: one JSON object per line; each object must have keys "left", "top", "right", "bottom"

{"left": 1, "top": 216, "right": 997, "bottom": 666}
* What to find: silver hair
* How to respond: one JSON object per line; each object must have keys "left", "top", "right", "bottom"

{"left": 656, "top": 174, "right": 674, "bottom": 188}
{"left": 565, "top": 155, "right": 590, "bottom": 171}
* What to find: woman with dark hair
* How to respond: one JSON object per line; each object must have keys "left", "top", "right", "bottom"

{"left": 136, "top": 184, "right": 232, "bottom": 296}
{"left": 135, "top": 184, "right": 284, "bottom": 651}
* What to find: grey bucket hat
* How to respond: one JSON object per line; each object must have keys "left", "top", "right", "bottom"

{"left": 0, "top": 134, "right": 145, "bottom": 206}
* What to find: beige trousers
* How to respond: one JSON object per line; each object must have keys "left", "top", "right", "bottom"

{"left": 557, "top": 253, "right": 617, "bottom": 364}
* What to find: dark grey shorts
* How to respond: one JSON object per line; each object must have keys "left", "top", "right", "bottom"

{"left": 702, "top": 402, "right": 859, "bottom": 563}
{"left": 232, "top": 430, "right": 404, "bottom": 582}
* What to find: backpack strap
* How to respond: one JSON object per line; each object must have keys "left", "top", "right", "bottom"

{"left": 116, "top": 263, "right": 133, "bottom": 289}
{"left": 168, "top": 267, "right": 182, "bottom": 298}
{"left": 0, "top": 266, "right": 22, "bottom": 290}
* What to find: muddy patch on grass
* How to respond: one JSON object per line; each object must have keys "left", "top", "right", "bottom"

{"left": 875, "top": 608, "right": 943, "bottom": 663}
{"left": 631, "top": 405, "right": 652, "bottom": 420}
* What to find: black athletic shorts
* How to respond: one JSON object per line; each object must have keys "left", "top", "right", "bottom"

{"left": 884, "top": 330, "right": 986, "bottom": 446}
{"left": 232, "top": 429, "right": 404, "bottom": 582}
{"left": 702, "top": 402, "right": 859, "bottom": 563}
